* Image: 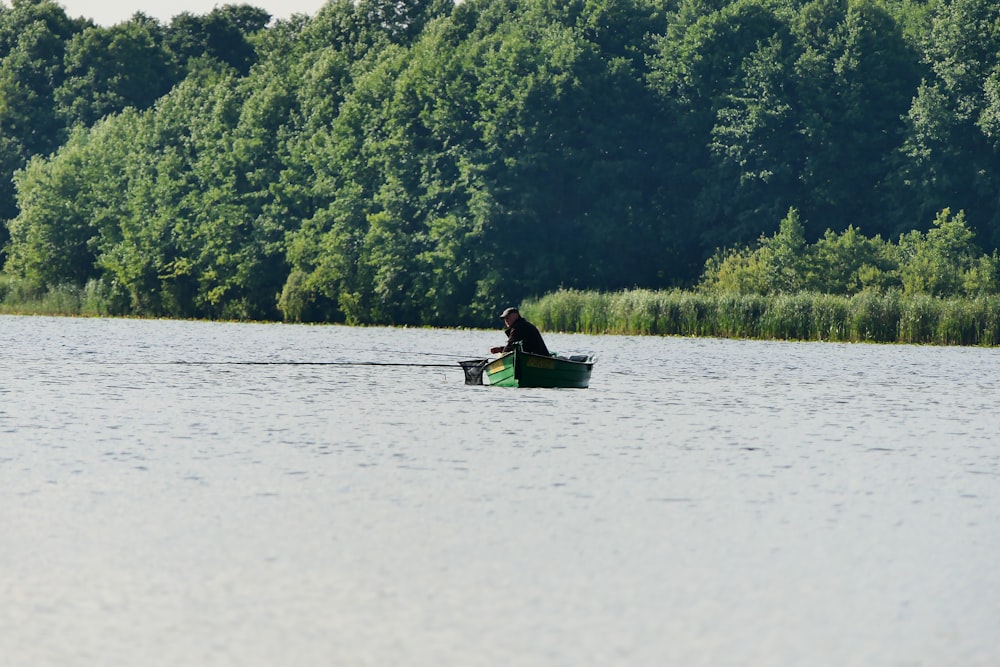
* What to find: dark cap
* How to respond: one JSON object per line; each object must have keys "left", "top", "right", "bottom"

{"left": 499, "top": 307, "right": 519, "bottom": 319}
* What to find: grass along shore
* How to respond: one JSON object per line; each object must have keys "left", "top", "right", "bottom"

{"left": 525, "top": 289, "right": 1000, "bottom": 346}
{"left": 0, "top": 278, "right": 112, "bottom": 317}
{"left": 5, "top": 277, "right": 1000, "bottom": 346}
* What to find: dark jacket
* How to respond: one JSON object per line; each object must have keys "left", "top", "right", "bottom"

{"left": 503, "top": 317, "right": 550, "bottom": 356}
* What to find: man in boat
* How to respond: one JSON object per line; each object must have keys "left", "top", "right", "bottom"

{"left": 490, "top": 307, "right": 551, "bottom": 356}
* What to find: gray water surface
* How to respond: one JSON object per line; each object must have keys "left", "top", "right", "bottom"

{"left": 1, "top": 315, "right": 997, "bottom": 666}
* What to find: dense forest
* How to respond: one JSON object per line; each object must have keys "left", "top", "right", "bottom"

{"left": 1, "top": 0, "right": 999, "bottom": 326}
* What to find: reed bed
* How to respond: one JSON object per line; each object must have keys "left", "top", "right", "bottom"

{"left": 5, "top": 276, "right": 999, "bottom": 346}
{"left": 0, "top": 277, "right": 110, "bottom": 317}
{"left": 526, "top": 289, "right": 1000, "bottom": 346}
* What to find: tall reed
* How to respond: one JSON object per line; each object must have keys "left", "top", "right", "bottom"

{"left": 936, "top": 298, "right": 977, "bottom": 346}
{"left": 972, "top": 296, "right": 1000, "bottom": 346}
{"left": 809, "top": 293, "right": 850, "bottom": 341}
{"left": 760, "top": 293, "right": 813, "bottom": 340}
{"left": 0, "top": 277, "right": 111, "bottom": 317}
{"left": 527, "top": 289, "right": 1000, "bottom": 346}
{"left": 848, "top": 291, "right": 900, "bottom": 342}
{"left": 714, "top": 293, "right": 766, "bottom": 339}
{"left": 898, "top": 294, "right": 938, "bottom": 344}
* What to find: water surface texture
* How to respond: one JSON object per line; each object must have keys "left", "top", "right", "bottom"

{"left": 2, "top": 316, "right": 997, "bottom": 666}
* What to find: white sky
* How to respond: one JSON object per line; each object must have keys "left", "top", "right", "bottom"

{"left": 54, "top": 0, "right": 330, "bottom": 26}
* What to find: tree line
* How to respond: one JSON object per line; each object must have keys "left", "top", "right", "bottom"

{"left": 2, "top": 0, "right": 999, "bottom": 326}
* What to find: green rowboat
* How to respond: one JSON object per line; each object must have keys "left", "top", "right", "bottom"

{"left": 460, "top": 348, "right": 595, "bottom": 388}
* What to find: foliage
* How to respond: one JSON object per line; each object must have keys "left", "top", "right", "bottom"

{"left": 700, "top": 206, "right": 998, "bottom": 299}
{"left": 4, "top": 0, "right": 1000, "bottom": 330}
{"left": 896, "top": 208, "right": 998, "bottom": 296}
{"left": 0, "top": 274, "right": 112, "bottom": 316}
{"left": 55, "top": 15, "right": 176, "bottom": 127}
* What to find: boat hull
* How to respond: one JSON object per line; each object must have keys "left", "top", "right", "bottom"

{"left": 484, "top": 349, "right": 593, "bottom": 388}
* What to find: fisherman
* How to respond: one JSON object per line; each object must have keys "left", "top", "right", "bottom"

{"left": 490, "top": 307, "right": 551, "bottom": 356}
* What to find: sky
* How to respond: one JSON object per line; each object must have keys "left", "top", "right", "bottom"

{"left": 54, "top": 0, "right": 330, "bottom": 26}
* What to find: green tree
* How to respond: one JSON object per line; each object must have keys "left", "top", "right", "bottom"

{"left": 165, "top": 4, "right": 270, "bottom": 76}
{"left": 700, "top": 207, "right": 809, "bottom": 294}
{"left": 897, "top": 208, "right": 993, "bottom": 296}
{"left": 111, "top": 64, "right": 293, "bottom": 319}
{"left": 0, "top": 0, "right": 87, "bottom": 248}
{"left": 649, "top": 0, "right": 796, "bottom": 253}
{"left": 809, "top": 224, "right": 895, "bottom": 293}
{"left": 700, "top": 206, "right": 999, "bottom": 298}
{"left": 657, "top": 0, "right": 921, "bottom": 250}
{"left": 55, "top": 15, "right": 176, "bottom": 127}
{"left": 5, "top": 128, "right": 99, "bottom": 287}
{"left": 893, "top": 0, "right": 1000, "bottom": 246}
{"left": 459, "top": 0, "right": 673, "bottom": 305}
{"left": 789, "top": 0, "right": 921, "bottom": 237}
{"left": 281, "top": 0, "right": 673, "bottom": 325}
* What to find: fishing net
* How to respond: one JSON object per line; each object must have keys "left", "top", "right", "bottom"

{"left": 458, "top": 359, "right": 489, "bottom": 385}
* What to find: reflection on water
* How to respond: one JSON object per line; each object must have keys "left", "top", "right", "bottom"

{"left": 1, "top": 315, "right": 998, "bottom": 666}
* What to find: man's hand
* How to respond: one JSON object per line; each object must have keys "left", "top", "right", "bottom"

{"left": 490, "top": 346, "right": 504, "bottom": 354}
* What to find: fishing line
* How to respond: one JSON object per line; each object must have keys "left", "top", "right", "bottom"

{"left": 338, "top": 349, "right": 484, "bottom": 359}
{"left": 101, "top": 361, "right": 463, "bottom": 368}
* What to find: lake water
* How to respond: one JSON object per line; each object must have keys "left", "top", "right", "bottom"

{"left": 1, "top": 315, "right": 997, "bottom": 666}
